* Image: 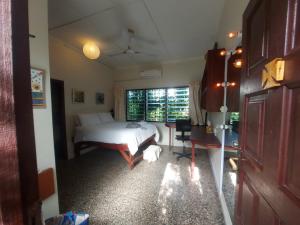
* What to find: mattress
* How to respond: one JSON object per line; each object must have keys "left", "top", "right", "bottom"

{"left": 74, "top": 121, "right": 159, "bottom": 155}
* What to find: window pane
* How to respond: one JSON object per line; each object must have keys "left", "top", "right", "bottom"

{"left": 146, "top": 89, "right": 166, "bottom": 122}
{"left": 126, "top": 90, "right": 145, "bottom": 121}
{"left": 167, "top": 87, "right": 189, "bottom": 122}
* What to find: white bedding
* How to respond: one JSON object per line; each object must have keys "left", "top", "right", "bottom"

{"left": 74, "top": 121, "right": 159, "bottom": 155}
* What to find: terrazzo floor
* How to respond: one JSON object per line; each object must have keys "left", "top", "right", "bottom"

{"left": 57, "top": 146, "right": 224, "bottom": 225}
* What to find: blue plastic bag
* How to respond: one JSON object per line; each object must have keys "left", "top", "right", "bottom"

{"left": 45, "top": 211, "right": 89, "bottom": 225}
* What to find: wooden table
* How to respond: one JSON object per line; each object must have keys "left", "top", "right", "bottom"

{"left": 165, "top": 124, "right": 240, "bottom": 174}
{"left": 190, "top": 126, "right": 221, "bottom": 171}
{"left": 190, "top": 126, "right": 240, "bottom": 174}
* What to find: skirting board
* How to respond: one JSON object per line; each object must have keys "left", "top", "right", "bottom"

{"left": 208, "top": 151, "right": 233, "bottom": 225}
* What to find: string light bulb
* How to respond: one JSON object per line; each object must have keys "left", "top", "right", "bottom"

{"left": 236, "top": 47, "right": 243, "bottom": 54}
{"left": 227, "top": 31, "right": 242, "bottom": 39}
{"left": 228, "top": 32, "right": 237, "bottom": 39}
{"left": 220, "top": 50, "right": 227, "bottom": 56}
{"left": 233, "top": 59, "right": 243, "bottom": 68}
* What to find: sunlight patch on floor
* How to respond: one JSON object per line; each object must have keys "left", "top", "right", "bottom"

{"left": 157, "top": 163, "right": 181, "bottom": 220}
{"left": 189, "top": 166, "right": 203, "bottom": 195}
{"left": 229, "top": 171, "right": 237, "bottom": 187}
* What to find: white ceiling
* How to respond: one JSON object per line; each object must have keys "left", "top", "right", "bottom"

{"left": 48, "top": 0, "right": 225, "bottom": 69}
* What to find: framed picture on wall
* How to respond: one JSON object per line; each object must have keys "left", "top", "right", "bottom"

{"left": 96, "top": 92, "right": 104, "bottom": 104}
{"left": 31, "top": 67, "right": 46, "bottom": 108}
{"left": 72, "top": 89, "right": 85, "bottom": 104}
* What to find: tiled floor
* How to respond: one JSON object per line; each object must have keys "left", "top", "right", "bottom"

{"left": 57, "top": 146, "right": 224, "bottom": 225}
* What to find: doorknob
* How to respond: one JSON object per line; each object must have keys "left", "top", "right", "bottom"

{"left": 262, "top": 58, "right": 285, "bottom": 89}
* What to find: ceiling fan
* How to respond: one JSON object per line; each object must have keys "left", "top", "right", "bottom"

{"left": 108, "top": 28, "right": 156, "bottom": 57}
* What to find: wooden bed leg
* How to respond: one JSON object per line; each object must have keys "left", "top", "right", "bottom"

{"left": 129, "top": 154, "right": 134, "bottom": 170}
{"left": 150, "top": 139, "right": 157, "bottom": 145}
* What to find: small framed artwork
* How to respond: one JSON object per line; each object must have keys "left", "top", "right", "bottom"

{"left": 96, "top": 92, "right": 104, "bottom": 104}
{"left": 31, "top": 67, "right": 46, "bottom": 108}
{"left": 72, "top": 89, "right": 85, "bottom": 104}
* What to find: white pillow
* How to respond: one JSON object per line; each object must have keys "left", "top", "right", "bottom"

{"left": 98, "top": 112, "right": 114, "bottom": 123}
{"left": 78, "top": 113, "right": 102, "bottom": 126}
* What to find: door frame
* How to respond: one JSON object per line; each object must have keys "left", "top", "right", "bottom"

{"left": 51, "top": 78, "right": 68, "bottom": 160}
{"left": 0, "top": 0, "right": 41, "bottom": 224}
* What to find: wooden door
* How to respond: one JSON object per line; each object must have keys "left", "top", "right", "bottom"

{"left": 51, "top": 79, "right": 68, "bottom": 160}
{"left": 236, "top": 0, "right": 300, "bottom": 225}
{"left": 0, "top": 0, "right": 41, "bottom": 224}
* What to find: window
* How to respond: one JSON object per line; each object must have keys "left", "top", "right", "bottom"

{"left": 126, "top": 87, "right": 189, "bottom": 122}
{"left": 167, "top": 87, "right": 189, "bottom": 122}
{"left": 146, "top": 89, "right": 166, "bottom": 122}
{"left": 126, "top": 89, "right": 145, "bottom": 121}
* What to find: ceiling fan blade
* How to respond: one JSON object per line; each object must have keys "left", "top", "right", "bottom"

{"left": 108, "top": 51, "right": 126, "bottom": 57}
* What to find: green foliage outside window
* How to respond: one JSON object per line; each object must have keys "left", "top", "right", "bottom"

{"left": 126, "top": 87, "right": 189, "bottom": 122}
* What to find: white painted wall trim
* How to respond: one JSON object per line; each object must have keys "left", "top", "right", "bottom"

{"left": 208, "top": 150, "right": 233, "bottom": 225}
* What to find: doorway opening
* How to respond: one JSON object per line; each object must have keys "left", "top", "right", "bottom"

{"left": 51, "top": 79, "right": 68, "bottom": 162}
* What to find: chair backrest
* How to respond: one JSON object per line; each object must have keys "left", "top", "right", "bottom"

{"left": 176, "top": 119, "right": 192, "bottom": 133}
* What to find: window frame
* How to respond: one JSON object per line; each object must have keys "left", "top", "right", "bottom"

{"left": 126, "top": 86, "right": 189, "bottom": 123}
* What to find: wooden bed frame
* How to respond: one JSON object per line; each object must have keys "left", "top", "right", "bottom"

{"left": 74, "top": 135, "right": 156, "bottom": 169}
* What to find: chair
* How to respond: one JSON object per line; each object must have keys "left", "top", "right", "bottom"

{"left": 173, "top": 119, "right": 192, "bottom": 160}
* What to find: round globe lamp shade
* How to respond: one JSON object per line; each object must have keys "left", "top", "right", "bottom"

{"left": 83, "top": 42, "right": 100, "bottom": 60}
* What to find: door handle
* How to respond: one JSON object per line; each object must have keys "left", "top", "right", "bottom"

{"left": 262, "top": 58, "right": 285, "bottom": 89}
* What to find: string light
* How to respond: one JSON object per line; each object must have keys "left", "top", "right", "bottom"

{"left": 216, "top": 82, "right": 237, "bottom": 87}
{"left": 220, "top": 50, "right": 227, "bottom": 56}
{"left": 236, "top": 47, "right": 243, "bottom": 54}
{"left": 228, "top": 32, "right": 237, "bottom": 39}
{"left": 233, "top": 59, "right": 243, "bottom": 68}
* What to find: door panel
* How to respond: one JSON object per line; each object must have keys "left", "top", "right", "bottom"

{"left": 244, "top": 93, "right": 266, "bottom": 170}
{"left": 279, "top": 86, "right": 300, "bottom": 204}
{"left": 238, "top": 0, "right": 300, "bottom": 224}
{"left": 285, "top": 0, "right": 300, "bottom": 54}
{"left": 237, "top": 173, "right": 259, "bottom": 225}
{"left": 267, "top": 0, "right": 288, "bottom": 58}
{"left": 248, "top": 0, "right": 268, "bottom": 69}
{"left": 284, "top": 0, "right": 300, "bottom": 84}
{"left": 257, "top": 197, "right": 280, "bottom": 225}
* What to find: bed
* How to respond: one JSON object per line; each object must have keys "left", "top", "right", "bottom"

{"left": 74, "top": 112, "right": 159, "bottom": 169}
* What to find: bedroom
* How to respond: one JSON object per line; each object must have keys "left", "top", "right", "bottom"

{"left": 1, "top": 0, "right": 300, "bottom": 225}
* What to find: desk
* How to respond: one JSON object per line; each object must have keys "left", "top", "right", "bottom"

{"left": 190, "top": 127, "right": 240, "bottom": 173}
{"left": 190, "top": 126, "right": 220, "bottom": 170}
{"left": 165, "top": 123, "right": 176, "bottom": 150}
{"left": 165, "top": 123, "right": 240, "bottom": 173}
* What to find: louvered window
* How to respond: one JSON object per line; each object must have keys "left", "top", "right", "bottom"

{"left": 126, "top": 87, "right": 189, "bottom": 122}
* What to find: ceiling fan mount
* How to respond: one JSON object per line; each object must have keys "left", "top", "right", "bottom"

{"left": 108, "top": 28, "right": 155, "bottom": 57}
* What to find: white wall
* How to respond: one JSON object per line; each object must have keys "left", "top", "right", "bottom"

{"left": 217, "top": 0, "right": 249, "bottom": 50}
{"left": 114, "top": 58, "right": 205, "bottom": 146}
{"left": 28, "top": 0, "right": 59, "bottom": 220}
{"left": 49, "top": 37, "right": 114, "bottom": 158}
